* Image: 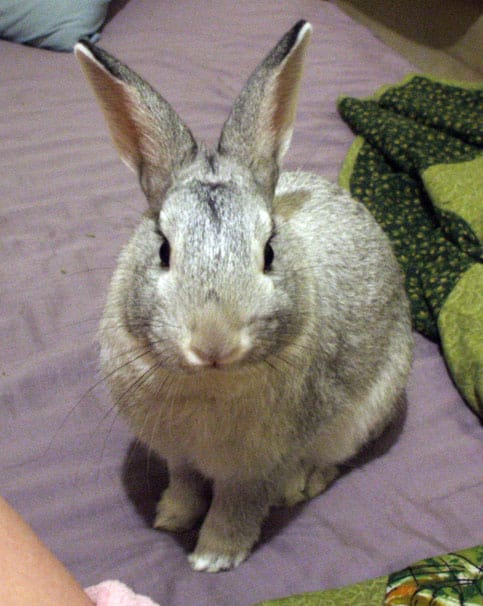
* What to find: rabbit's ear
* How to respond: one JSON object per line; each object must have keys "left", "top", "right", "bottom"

{"left": 218, "top": 21, "right": 312, "bottom": 196}
{"left": 75, "top": 41, "right": 197, "bottom": 208}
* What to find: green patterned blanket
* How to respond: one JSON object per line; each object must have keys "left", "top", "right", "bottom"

{"left": 255, "top": 546, "right": 482, "bottom": 606}
{"left": 337, "top": 75, "right": 482, "bottom": 418}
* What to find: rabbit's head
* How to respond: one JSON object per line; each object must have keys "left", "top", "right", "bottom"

{"left": 75, "top": 22, "right": 312, "bottom": 372}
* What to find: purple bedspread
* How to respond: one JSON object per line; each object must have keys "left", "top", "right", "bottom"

{"left": 1, "top": 1, "right": 481, "bottom": 604}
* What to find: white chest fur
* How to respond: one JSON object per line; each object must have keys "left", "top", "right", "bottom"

{"left": 114, "top": 352, "right": 296, "bottom": 481}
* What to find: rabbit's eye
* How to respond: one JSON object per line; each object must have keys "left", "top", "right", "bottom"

{"left": 159, "top": 239, "right": 171, "bottom": 268}
{"left": 264, "top": 240, "right": 274, "bottom": 272}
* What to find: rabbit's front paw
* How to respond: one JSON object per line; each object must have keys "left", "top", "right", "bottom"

{"left": 188, "top": 485, "right": 265, "bottom": 572}
{"left": 154, "top": 483, "right": 207, "bottom": 533}
{"left": 188, "top": 549, "right": 248, "bottom": 573}
{"left": 187, "top": 515, "right": 259, "bottom": 572}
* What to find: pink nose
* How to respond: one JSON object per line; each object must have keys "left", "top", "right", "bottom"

{"left": 187, "top": 344, "right": 241, "bottom": 368}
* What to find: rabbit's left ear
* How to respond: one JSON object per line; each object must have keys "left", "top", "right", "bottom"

{"left": 75, "top": 41, "right": 197, "bottom": 207}
{"left": 218, "top": 21, "right": 312, "bottom": 196}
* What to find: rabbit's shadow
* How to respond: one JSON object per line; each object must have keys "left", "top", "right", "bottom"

{"left": 121, "top": 394, "right": 406, "bottom": 551}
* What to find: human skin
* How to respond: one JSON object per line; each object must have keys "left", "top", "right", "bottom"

{"left": 0, "top": 496, "right": 94, "bottom": 606}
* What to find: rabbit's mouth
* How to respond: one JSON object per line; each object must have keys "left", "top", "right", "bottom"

{"left": 167, "top": 353, "right": 250, "bottom": 377}
{"left": 181, "top": 361, "right": 240, "bottom": 375}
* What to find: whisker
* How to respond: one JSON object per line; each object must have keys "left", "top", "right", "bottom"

{"left": 44, "top": 346, "right": 156, "bottom": 457}
{"left": 112, "top": 358, "right": 164, "bottom": 414}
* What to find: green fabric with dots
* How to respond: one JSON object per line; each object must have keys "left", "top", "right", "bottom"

{"left": 338, "top": 75, "right": 482, "bottom": 417}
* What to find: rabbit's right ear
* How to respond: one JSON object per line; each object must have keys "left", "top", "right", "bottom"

{"left": 75, "top": 41, "right": 197, "bottom": 210}
{"left": 218, "top": 21, "right": 312, "bottom": 197}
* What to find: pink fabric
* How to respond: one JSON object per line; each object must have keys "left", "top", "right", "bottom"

{"left": 86, "top": 581, "right": 160, "bottom": 606}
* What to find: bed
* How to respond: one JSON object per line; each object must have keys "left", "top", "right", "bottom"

{"left": 1, "top": 1, "right": 481, "bottom": 605}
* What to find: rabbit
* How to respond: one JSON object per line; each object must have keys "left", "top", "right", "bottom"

{"left": 75, "top": 20, "right": 413, "bottom": 573}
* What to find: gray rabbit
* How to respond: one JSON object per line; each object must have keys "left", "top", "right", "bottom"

{"left": 75, "top": 21, "right": 413, "bottom": 572}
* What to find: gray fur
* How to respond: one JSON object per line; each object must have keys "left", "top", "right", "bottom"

{"left": 75, "top": 21, "right": 413, "bottom": 572}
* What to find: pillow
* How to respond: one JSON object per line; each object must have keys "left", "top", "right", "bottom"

{"left": 0, "top": 0, "right": 110, "bottom": 51}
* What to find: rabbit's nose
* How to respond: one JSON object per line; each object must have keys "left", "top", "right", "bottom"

{"left": 185, "top": 342, "right": 244, "bottom": 368}
{"left": 183, "top": 302, "right": 251, "bottom": 368}
{"left": 184, "top": 315, "right": 251, "bottom": 369}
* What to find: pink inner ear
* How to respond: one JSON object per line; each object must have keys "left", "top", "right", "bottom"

{"left": 91, "top": 69, "right": 144, "bottom": 170}
{"left": 76, "top": 46, "right": 148, "bottom": 173}
{"left": 270, "top": 30, "right": 311, "bottom": 161}
{"left": 101, "top": 83, "right": 146, "bottom": 172}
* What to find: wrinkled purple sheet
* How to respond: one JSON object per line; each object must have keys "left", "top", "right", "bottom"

{"left": 1, "top": 1, "right": 481, "bottom": 604}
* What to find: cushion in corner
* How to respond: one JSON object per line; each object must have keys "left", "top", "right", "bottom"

{"left": 0, "top": 0, "right": 110, "bottom": 51}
